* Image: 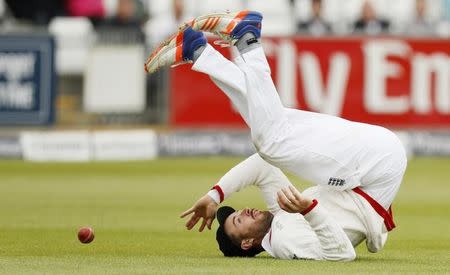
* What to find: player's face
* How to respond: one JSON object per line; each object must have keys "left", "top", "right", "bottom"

{"left": 224, "top": 208, "right": 273, "bottom": 246}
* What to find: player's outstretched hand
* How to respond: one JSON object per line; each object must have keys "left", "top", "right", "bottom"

{"left": 180, "top": 195, "right": 218, "bottom": 232}
{"left": 277, "top": 185, "right": 313, "bottom": 214}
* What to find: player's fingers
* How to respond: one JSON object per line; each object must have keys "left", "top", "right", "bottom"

{"left": 276, "top": 194, "right": 288, "bottom": 211}
{"left": 281, "top": 187, "right": 297, "bottom": 204}
{"left": 186, "top": 215, "right": 201, "bottom": 230}
{"left": 206, "top": 218, "right": 213, "bottom": 230}
{"left": 277, "top": 191, "right": 289, "bottom": 205}
{"left": 186, "top": 220, "right": 198, "bottom": 230}
{"left": 277, "top": 191, "right": 296, "bottom": 212}
{"left": 278, "top": 195, "right": 296, "bottom": 213}
{"left": 199, "top": 219, "right": 207, "bottom": 232}
{"left": 189, "top": 215, "right": 201, "bottom": 228}
{"left": 185, "top": 217, "right": 194, "bottom": 229}
{"left": 180, "top": 207, "right": 195, "bottom": 218}
{"left": 289, "top": 185, "right": 302, "bottom": 201}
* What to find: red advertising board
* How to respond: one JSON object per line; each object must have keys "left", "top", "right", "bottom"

{"left": 170, "top": 37, "right": 450, "bottom": 128}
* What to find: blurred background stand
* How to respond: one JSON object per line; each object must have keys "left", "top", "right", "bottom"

{"left": 0, "top": 0, "right": 450, "bottom": 160}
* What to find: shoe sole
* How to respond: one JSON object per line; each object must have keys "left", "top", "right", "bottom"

{"left": 191, "top": 11, "right": 244, "bottom": 34}
{"left": 145, "top": 29, "right": 186, "bottom": 73}
{"left": 190, "top": 11, "right": 261, "bottom": 44}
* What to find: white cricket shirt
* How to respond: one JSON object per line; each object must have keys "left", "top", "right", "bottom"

{"left": 207, "top": 153, "right": 395, "bottom": 260}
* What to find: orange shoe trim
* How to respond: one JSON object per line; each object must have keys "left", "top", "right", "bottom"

{"left": 175, "top": 32, "right": 184, "bottom": 62}
{"left": 225, "top": 10, "right": 249, "bottom": 34}
{"left": 209, "top": 17, "right": 220, "bottom": 30}
{"left": 201, "top": 17, "right": 212, "bottom": 30}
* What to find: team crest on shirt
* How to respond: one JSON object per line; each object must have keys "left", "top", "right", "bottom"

{"left": 328, "top": 177, "right": 346, "bottom": 186}
{"left": 275, "top": 221, "right": 284, "bottom": 231}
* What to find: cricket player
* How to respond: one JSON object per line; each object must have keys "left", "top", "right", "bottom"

{"left": 145, "top": 11, "right": 407, "bottom": 261}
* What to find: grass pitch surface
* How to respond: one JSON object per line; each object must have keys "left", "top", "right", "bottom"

{"left": 0, "top": 157, "right": 449, "bottom": 274}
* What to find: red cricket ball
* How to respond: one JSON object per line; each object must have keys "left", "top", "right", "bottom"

{"left": 78, "top": 227, "right": 95, "bottom": 244}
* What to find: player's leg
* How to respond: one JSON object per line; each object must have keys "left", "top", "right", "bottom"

{"left": 186, "top": 11, "right": 361, "bottom": 189}
{"left": 144, "top": 23, "right": 255, "bottom": 126}
{"left": 193, "top": 36, "right": 318, "bottom": 176}
{"left": 193, "top": 12, "right": 408, "bottom": 196}
{"left": 240, "top": 51, "right": 407, "bottom": 201}
{"left": 145, "top": 10, "right": 281, "bottom": 133}
{"left": 189, "top": 10, "right": 291, "bottom": 148}
{"left": 351, "top": 127, "right": 407, "bottom": 209}
{"left": 189, "top": 16, "right": 292, "bottom": 130}
{"left": 235, "top": 44, "right": 292, "bottom": 149}
{"left": 241, "top": 50, "right": 407, "bottom": 207}
{"left": 144, "top": 26, "right": 207, "bottom": 74}
{"left": 191, "top": 44, "right": 251, "bottom": 126}
{"left": 192, "top": 42, "right": 290, "bottom": 137}
{"left": 145, "top": 12, "right": 407, "bottom": 202}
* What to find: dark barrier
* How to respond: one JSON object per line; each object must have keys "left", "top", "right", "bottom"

{"left": 0, "top": 34, "right": 56, "bottom": 125}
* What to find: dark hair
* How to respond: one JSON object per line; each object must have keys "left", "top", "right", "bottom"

{"left": 215, "top": 206, "right": 264, "bottom": 257}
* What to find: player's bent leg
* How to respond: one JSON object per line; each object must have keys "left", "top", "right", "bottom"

{"left": 237, "top": 54, "right": 291, "bottom": 154}
{"left": 191, "top": 44, "right": 251, "bottom": 126}
{"left": 259, "top": 110, "right": 407, "bottom": 199}
{"left": 353, "top": 128, "right": 408, "bottom": 209}
{"left": 190, "top": 9, "right": 285, "bottom": 135}
{"left": 191, "top": 11, "right": 357, "bottom": 183}
{"left": 236, "top": 38, "right": 408, "bottom": 198}
{"left": 144, "top": 26, "right": 206, "bottom": 74}
{"left": 191, "top": 10, "right": 291, "bottom": 152}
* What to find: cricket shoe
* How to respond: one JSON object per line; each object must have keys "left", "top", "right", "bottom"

{"left": 144, "top": 26, "right": 207, "bottom": 74}
{"left": 188, "top": 10, "right": 262, "bottom": 47}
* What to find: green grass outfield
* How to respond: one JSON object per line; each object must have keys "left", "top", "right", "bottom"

{"left": 0, "top": 157, "right": 449, "bottom": 274}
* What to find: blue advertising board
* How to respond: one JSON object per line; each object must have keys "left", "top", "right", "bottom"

{"left": 0, "top": 34, "right": 55, "bottom": 125}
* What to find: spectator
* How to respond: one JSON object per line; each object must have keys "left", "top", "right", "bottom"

{"left": 144, "top": 0, "right": 186, "bottom": 48}
{"left": 173, "top": 0, "right": 184, "bottom": 23}
{"left": 405, "top": 0, "right": 437, "bottom": 36}
{"left": 297, "top": 0, "right": 332, "bottom": 36}
{"left": 5, "top": 0, "right": 65, "bottom": 25}
{"left": 65, "top": 0, "right": 145, "bottom": 26}
{"left": 353, "top": 0, "right": 390, "bottom": 35}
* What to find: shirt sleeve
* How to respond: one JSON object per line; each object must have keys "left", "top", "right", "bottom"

{"left": 207, "top": 153, "right": 294, "bottom": 214}
{"left": 302, "top": 203, "right": 356, "bottom": 261}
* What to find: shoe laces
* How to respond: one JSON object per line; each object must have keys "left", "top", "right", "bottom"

{"left": 213, "top": 40, "right": 231, "bottom": 48}
{"left": 212, "top": 32, "right": 236, "bottom": 48}
{"left": 170, "top": 60, "right": 192, "bottom": 68}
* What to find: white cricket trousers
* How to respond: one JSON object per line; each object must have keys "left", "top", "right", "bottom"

{"left": 192, "top": 44, "right": 407, "bottom": 209}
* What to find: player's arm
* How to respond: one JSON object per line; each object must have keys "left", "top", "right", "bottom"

{"left": 276, "top": 186, "right": 356, "bottom": 261}
{"left": 207, "top": 153, "right": 293, "bottom": 213}
{"left": 181, "top": 153, "right": 293, "bottom": 231}
{"left": 180, "top": 194, "right": 218, "bottom": 232}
